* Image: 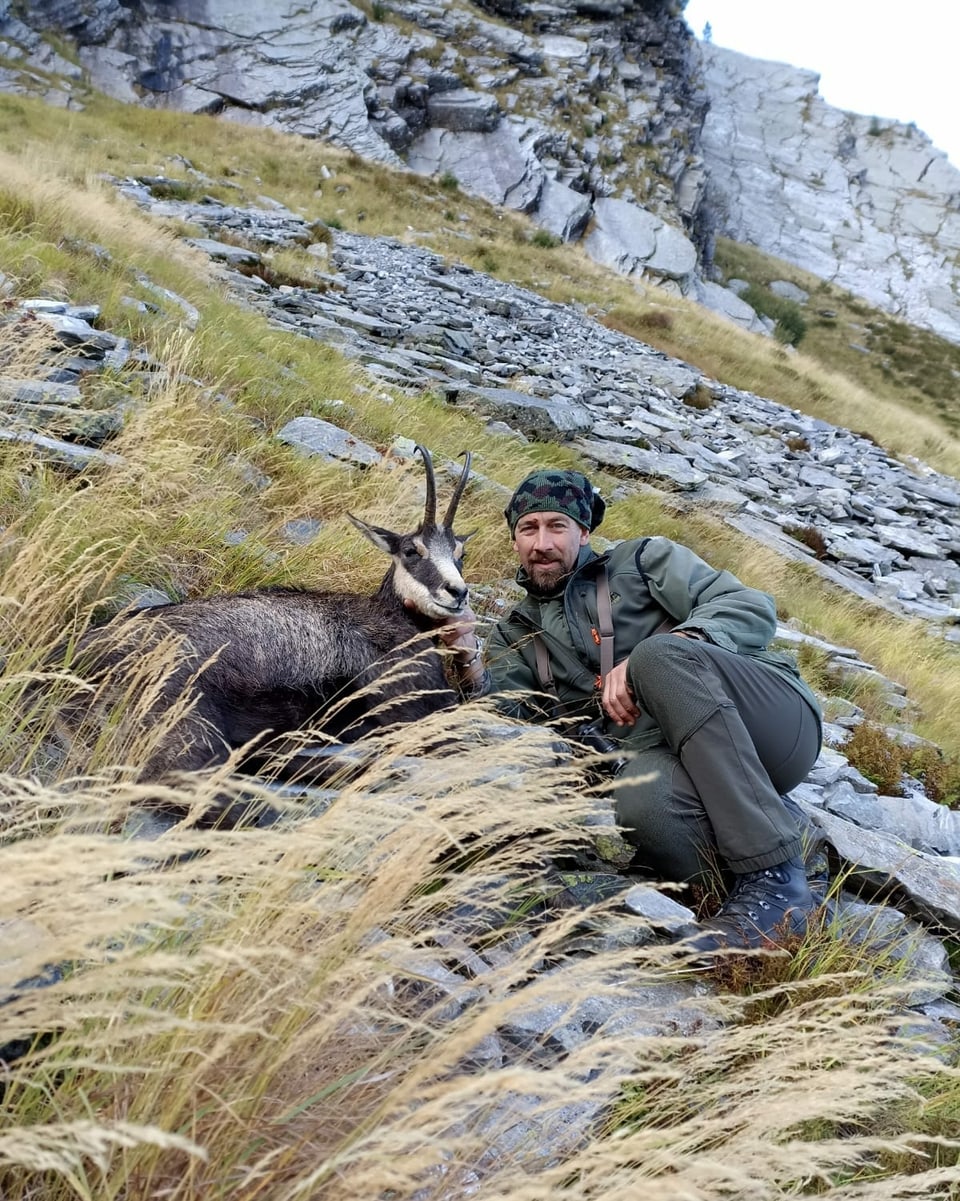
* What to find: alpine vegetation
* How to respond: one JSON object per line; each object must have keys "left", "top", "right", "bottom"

{"left": 50, "top": 446, "right": 474, "bottom": 806}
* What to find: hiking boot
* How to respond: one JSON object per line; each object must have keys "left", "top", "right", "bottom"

{"left": 779, "top": 792, "right": 831, "bottom": 902}
{"left": 686, "top": 857, "right": 816, "bottom": 955}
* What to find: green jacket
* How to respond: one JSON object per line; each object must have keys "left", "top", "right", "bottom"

{"left": 486, "top": 536, "right": 822, "bottom": 752}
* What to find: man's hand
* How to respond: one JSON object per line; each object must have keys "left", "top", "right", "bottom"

{"left": 601, "top": 659, "right": 640, "bottom": 727}
{"left": 430, "top": 604, "right": 482, "bottom": 666}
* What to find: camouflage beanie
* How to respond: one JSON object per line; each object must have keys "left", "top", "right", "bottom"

{"left": 504, "top": 469, "right": 606, "bottom": 535}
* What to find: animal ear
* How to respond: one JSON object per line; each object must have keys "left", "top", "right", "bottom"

{"left": 347, "top": 512, "right": 401, "bottom": 555}
{"left": 456, "top": 528, "right": 478, "bottom": 547}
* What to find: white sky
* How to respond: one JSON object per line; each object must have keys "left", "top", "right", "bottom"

{"left": 683, "top": 0, "right": 960, "bottom": 167}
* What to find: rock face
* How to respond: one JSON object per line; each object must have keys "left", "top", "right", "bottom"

{"left": 0, "top": 0, "right": 710, "bottom": 295}
{"left": 699, "top": 43, "right": 960, "bottom": 344}
{"left": 6, "top": 3, "right": 960, "bottom": 342}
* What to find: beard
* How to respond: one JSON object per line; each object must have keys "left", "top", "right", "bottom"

{"left": 527, "top": 555, "right": 570, "bottom": 593}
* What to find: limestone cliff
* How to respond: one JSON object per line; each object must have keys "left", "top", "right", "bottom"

{"left": 699, "top": 43, "right": 960, "bottom": 344}
{"left": 0, "top": 0, "right": 712, "bottom": 293}
{"left": 3, "top": 0, "right": 960, "bottom": 343}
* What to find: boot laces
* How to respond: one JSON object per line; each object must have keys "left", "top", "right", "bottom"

{"left": 714, "top": 868, "right": 790, "bottom": 924}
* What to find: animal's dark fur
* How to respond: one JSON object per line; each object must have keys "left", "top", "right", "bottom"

{"left": 54, "top": 448, "right": 473, "bottom": 808}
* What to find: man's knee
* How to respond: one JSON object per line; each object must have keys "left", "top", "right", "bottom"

{"left": 627, "top": 633, "right": 703, "bottom": 698}
{"left": 627, "top": 635, "right": 719, "bottom": 738}
{"left": 630, "top": 632, "right": 694, "bottom": 675}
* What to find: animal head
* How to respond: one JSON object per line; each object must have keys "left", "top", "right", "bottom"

{"left": 347, "top": 446, "right": 473, "bottom": 622}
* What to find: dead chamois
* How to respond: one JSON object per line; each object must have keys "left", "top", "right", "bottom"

{"left": 54, "top": 447, "right": 475, "bottom": 808}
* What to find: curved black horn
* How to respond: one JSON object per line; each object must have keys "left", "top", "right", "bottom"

{"left": 416, "top": 444, "right": 437, "bottom": 529}
{"left": 443, "top": 451, "right": 473, "bottom": 528}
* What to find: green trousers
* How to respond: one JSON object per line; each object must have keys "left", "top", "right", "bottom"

{"left": 614, "top": 635, "right": 822, "bottom": 880}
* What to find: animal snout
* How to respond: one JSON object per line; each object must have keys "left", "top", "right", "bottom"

{"left": 446, "top": 583, "right": 468, "bottom": 609}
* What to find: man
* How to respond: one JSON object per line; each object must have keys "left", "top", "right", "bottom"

{"left": 450, "top": 467, "right": 823, "bottom": 954}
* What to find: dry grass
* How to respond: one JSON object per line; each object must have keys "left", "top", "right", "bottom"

{"left": 0, "top": 732, "right": 958, "bottom": 1200}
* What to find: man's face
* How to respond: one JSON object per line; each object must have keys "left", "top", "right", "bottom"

{"left": 513, "top": 511, "right": 590, "bottom": 592}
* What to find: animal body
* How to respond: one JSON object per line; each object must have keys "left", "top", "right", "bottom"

{"left": 57, "top": 447, "right": 473, "bottom": 794}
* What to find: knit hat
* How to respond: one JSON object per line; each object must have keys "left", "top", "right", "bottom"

{"left": 504, "top": 468, "right": 606, "bottom": 535}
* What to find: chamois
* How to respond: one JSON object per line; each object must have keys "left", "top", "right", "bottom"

{"left": 55, "top": 446, "right": 474, "bottom": 799}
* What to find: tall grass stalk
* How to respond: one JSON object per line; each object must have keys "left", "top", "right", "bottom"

{"left": 0, "top": 723, "right": 958, "bottom": 1198}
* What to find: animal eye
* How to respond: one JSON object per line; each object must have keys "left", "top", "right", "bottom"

{"left": 403, "top": 546, "right": 420, "bottom": 559}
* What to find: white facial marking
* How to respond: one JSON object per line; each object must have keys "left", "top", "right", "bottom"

{"left": 393, "top": 533, "right": 467, "bottom": 618}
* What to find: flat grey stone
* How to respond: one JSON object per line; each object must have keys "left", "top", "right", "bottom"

{"left": 426, "top": 89, "right": 500, "bottom": 133}
{"left": 0, "top": 427, "right": 124, "bottom": 469}
{"left": 0, "top": 379, "right": 82, "bottom": 406}
{"left": 276, "top": 417, "right": 380, "bottom": 465}
{"left": 575, "top": 438, "right": 708, "bottom": 489}
{"left": 453, "top": 386, "right": 592, "bottom": 441}
{"left": 186, "top": 237, "right": 261, "bottom": 265}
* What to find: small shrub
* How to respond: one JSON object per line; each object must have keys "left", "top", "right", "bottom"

{"left": 784, "top": 524, "right": 828, "bottom": 559}
{"left": 234, "top": 257, "right": 324, "bottom": 291}
{"left": 843, "top": 721, "right": 907, "bottom": 795}
{"left": 324, "top": 217, "right": 344, "bottom": 230}
{"left": 774, "top": 306, "right": 808, "bottom": 347}
{"left": 308, "top": 221, "right": 333, "bottom": 245}
{"left": 906, "top": 744, "right": 960, "bottom": 807}
{"left": 785, "top": 435, "right": 810, "bottom": 452}
{"left": 853, "top": 428, "right": 883, "bottom": 447}
{"left": 636, "top": 309, "right": 674, "bottom": 332}
{"left": 531, "top": 229, "right": 559, "bottom": 249}
{"left": 439, "top": 171, "right": 459, "bottom": 192}
{"left": 371, "top": 0, "right": 387, "bottom": 18}
{"left": 741, "top": 283, "right": 807, "bottom": 347}
{"left": 835, "top": 724, "right": 959, "bottom": 803}
{"left": 145, "top": 178, "right": 196, "bottom": 201}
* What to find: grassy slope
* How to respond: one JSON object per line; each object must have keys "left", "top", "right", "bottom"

{"left": 0, "top": 79, "right": 959, "bottom": 1201}
{"left": 713, "top": 237, "right": 960, "bottom": 436}
{"left": 2, "top": 90, "right": 959, "bottom": 762}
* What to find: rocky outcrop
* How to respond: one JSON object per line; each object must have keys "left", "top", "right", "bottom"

{"left": 6, "top": 2, "right": 960, "bottom": 343}
{"left": 0, "top": 0, "right": 717, "bottom": 298}
{"left": 699, "top": 43, "right": 960, "bottom": 344}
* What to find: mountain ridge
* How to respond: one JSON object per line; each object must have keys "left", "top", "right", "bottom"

{"left": 3, "top": 0, "right": 959, "bottom": 348}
